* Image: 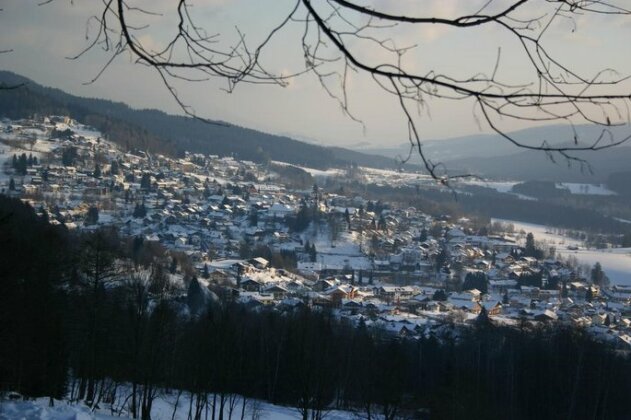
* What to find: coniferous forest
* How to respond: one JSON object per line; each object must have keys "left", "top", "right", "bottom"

{"left": 1, "top": 195, "right": 631, "bottom": 420}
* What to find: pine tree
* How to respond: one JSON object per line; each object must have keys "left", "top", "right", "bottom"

{"left": 110, "top": 159, "right": 119, "bottom": 175}
{"left": 169, "top": 256, "right": 178, "bottom": 274}
{"left": 140, "top": 173, "right": 152, "bottom": 191}
{"left": 8, "top": 177, "right": 15, "bottom": 191}
{"left": 133, "top": 202, "right": 147, "bottom": 218}
{"left": 85, "top": 206, "right": 99, "bottom": 225}
{"left": 202, "top": 263, "right": 210, "bottom": 279}
{"left": 590, "top": 262, "right": 608, "bottom": 287}
{"left": 432, "top": 289, "right": 448, "bottom": 301}
{"left": 93, "top": 164, "right": 101, "bottom": 178}
{"left": 475, "top": 305, "right": 493, "bottom": 329}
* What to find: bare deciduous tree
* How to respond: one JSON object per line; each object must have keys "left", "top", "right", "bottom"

{"left": 55, "top": 1, "right": 631, "bottom": 181}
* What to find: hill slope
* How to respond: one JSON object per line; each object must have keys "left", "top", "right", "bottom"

{"left": 0, "top": 71, "right": 406, "bottom": 170}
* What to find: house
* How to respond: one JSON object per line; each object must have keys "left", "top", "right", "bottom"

{"left": 262, "top": 284, "right": 289, "bottom": 300}
{"left": 374, "top": 286, "right": 416, "bottom": 302}
{"left": 324, "top": 285, "right": 357, "bottom": 305}
{"left": 534, "top": 309, "right": 558, "bottom": 322}
{"left": 240, "top": 278, "right": 262, "bottom": 292}
{"left": 313, "top": 279, "right": 336, "bottom": 292}
{"left": 249, "top": 257, "right": 269, "bottom": 269}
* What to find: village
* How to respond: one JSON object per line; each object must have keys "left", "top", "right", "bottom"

{"left": 2, "top": 115, "right": 631, "bottom": 351}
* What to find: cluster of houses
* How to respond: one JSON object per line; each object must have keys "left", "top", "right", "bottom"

{"left": 1, "top": 115, "right": 630, "bottom": 350}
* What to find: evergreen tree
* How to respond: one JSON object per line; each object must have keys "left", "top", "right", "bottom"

{"left": 84, "top": 206, "right": 99, "bottom": 225}
{"left": 432, "top": 289, "right": 448, "bottom": 301}
{"left": 133, "top": 202, "right": 147, "bottom": 218}
{"left": 524, "top": 232, "right": 542, "bottom": 258}
{"left": 169, "top": 256, "right": 178, "bottom": 274}
{"left": 249, "top": 209, "right": 259, "bottom": 226}
{"left": 110, "top": 159, "right": 119, "bottom": 175}
{"left": 378, "top": 214, "right": 387, "bottom": 231}
{"left": 16, "top": 153, "right": 28, "bottom": 175}
{"left": 475, "top": 305, "right": 493, "bottom": 329}
{"left": 202, "top": 263, "right": 210, "bottom": 279}
{"left": 140, "top": 173, "right": 152, "bottom": 191}
{"left": 590, "top": 262, "right": 609, "bottom": 287}
{"left": 463, "top": 272, "right": 488, "bottom": 294}
{"left": 93, "top": 163, "right": 101, "bottom": 178}
{"left": 8, "top": 177, "right": 15, "bottom": 191}
{"left": 187, "top": 276, "right": 208, "bottom": 316}
{"left": 61, "top": 147, "right": 77, "bottom": 166}
{"left": 435, "top": 248, "right": 448, "bottom": 272}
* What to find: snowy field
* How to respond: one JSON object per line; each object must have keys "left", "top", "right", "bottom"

{"left": 557, "top": 183, "right": 617, "bottom": 196}
{"left": 306, "top": 231, "right": 373, "bottom": 270}
{"left": 0, "top": 395, "right": 356, "bottom": 420}
{"left": 493, "top": 218, "right": 631, "bottom": 286}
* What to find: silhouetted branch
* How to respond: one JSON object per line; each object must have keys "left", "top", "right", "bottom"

{"left": 68, "top": 0, "right": 631, "bottom": 181}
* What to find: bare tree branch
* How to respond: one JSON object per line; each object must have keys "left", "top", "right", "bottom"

{"left": 61, "top": 0, "right": 631, "bottom": 181}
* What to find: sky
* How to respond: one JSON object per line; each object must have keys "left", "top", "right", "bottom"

{"left": 1, "top": 0, "right": 630, "bottom": 150}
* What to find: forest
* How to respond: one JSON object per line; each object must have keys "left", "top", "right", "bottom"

{"left": 1, "top": 195, "right": 631, "bottom": 420}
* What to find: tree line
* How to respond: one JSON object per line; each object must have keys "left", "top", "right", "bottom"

{"left": 1, "top": 195, "right": 631, "bottom": 420}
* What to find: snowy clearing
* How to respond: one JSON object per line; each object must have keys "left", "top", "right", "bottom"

{"left": 0, "top": 394, "right": 357, "bottom": 420}
{"left": 493, "top": 218, "right": 631, "bottom": 286}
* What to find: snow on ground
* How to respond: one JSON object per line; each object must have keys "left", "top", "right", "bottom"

{"left": 464, "top": 180, "right": 518, "bottom": 193}
{"left": 70, "top": 125, "right": 102, "bottom": 140}
{"left": 270, "top": 161, "right": 345, "bottom": 179}
{"left": 493, "top": 218, "right": 631, "bottom": 286}
{"left": 0, "top": 394, "right": 356, "bottom": 420}
{"left": 0, "top": 138, "right": 58, "bottom": 186}
{"left": 306, "top": 230, "right": 372, "bottom": 270}
{"left": 0, "top": 398, "right": 118, "bottom": 420}
{"left": 297, "top": 166, "right": 345, "bottom": 179}
{"left": 557, "top": 183, "right": 617, "bottom": 196}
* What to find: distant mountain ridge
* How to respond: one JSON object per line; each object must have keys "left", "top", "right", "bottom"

{"left": 0, "top": 71, "right": 409, "bottom": 171}
{"left": 361, "top": 124, "right": 631, "bottom": 182}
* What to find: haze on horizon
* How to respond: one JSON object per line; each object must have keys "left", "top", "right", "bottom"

{"left": 1, "top": 0, "right": 630, "bottom": 151}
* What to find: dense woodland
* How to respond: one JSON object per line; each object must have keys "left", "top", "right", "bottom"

{"left": 1, "top": 195, "right": 631, "bottom": 420}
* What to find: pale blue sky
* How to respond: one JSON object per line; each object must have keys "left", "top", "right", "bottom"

{"left": 1, "top": 0, "right": 630, "bottom": 149}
